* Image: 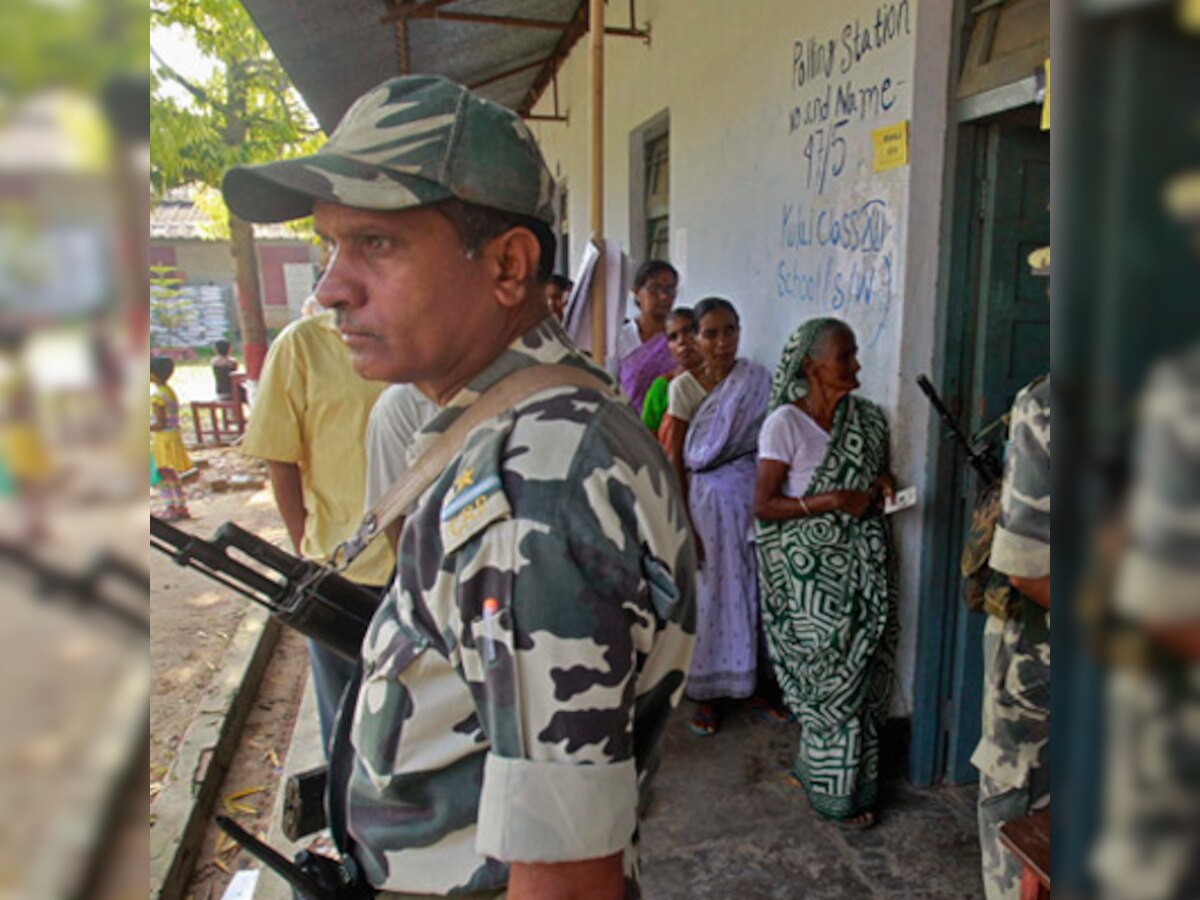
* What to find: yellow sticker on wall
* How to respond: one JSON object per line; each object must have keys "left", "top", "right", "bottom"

{"left": 1041, "top": 59, "right": 1051, "bottom": 131}
{"left": 872, "top": 120, "right": 909, "bottom": 173}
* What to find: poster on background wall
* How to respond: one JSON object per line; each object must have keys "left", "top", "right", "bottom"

{"left": 283, "top": 262, "right": 316, "bottom": 317}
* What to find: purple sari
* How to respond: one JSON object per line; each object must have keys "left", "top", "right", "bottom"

{"left": 683, "top": 358, "right": 772, "bottom": 700}
{"left": 619, "top": 332, "right": 676, "bottom": 413}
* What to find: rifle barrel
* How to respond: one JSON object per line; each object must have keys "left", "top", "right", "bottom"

{"left": 915, "top": 374, "right": 1003, "bottom": 485}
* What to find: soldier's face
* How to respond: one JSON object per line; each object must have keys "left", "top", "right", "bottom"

{"left": 313, "top": 202, "right": 493, "bottom": 386}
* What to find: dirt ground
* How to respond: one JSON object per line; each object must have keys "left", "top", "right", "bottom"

{"left": 148, "top": 449, "right": 285, "bottom": 782}
{"left": 150, "top": 435, "right": 311, "bottom": 900}
{"left": 184, "top": 628, "right": 308, "bottom": 900}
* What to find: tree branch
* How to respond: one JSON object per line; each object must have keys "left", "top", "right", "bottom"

{"left": 151, "top": 44, "right": 218, "bottom": 110}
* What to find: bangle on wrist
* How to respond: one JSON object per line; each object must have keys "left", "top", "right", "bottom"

{"left": 799, "top": 497, "right": 812, "bottom": 516}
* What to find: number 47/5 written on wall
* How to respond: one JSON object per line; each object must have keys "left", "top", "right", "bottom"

{"left": 803, "top": 119, "right": 848, "bottom": 197}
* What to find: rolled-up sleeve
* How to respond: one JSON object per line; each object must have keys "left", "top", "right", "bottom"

{"left": 477, "top": 756, "right": 637, "bottom": 862}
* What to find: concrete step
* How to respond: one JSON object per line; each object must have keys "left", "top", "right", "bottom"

{"left": 254, "top": 672, "right": 324, "bottom": 900}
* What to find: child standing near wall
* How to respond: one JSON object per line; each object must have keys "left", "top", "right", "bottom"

{"left": 211, "top": 339, "right": 245, "bottom": 403}
{"left": 150, "top": 356, "right": 191, "bottom": 520}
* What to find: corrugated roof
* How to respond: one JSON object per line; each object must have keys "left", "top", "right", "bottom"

{"left": 151, "top": 191, "right": 302, "bottom": 241}
{"left": 240, "top": 0, "right": 601, "bottom": 133}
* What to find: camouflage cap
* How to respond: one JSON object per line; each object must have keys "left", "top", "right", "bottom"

{"left": 222, "top": 75, "right": 556, "bottom": 225}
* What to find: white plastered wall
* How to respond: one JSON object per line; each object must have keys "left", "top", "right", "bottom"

{"left": 529, "top": 0, "right": 955, "bottom": 714}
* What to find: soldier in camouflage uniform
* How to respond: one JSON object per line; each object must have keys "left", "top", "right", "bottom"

{"left": 1092, "top": 349, "right": 1200, "bottom": 900}
{"left": 223, "top": 76, "right": 697, "bottom": 898}
{"left": 971, "top": 375, "right": 1051, "bottom": 900}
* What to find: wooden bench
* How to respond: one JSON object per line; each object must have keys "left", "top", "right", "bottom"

{"left": 1000, "top": 807, "right": 1050, "bottom": 899}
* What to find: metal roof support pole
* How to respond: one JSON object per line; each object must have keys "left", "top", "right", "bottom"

{"left": 590, "top": 0, "right": 607, "bottom": 364}
{"left": 394, "top": 16, "right": 410, "bottom": 74}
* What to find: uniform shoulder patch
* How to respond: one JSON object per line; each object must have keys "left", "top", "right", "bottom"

{"left": 440, "top": 414, "right": 514, "bottom": 555}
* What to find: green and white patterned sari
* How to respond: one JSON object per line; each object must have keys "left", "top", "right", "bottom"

{"left": 755, "top": 321, "right": 898, "bottom": 820}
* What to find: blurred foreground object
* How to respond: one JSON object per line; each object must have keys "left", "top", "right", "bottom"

{"left": 1091, "top": 349, "right": 1200, "bottom": 900}
{"left": 0, "top": 2, "right": 149, "bottom": 887}
{"left": 1053, "top": 1, "right": 1200, "bottom": 894}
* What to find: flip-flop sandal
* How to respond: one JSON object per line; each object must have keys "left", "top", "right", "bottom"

{"left": 689, "top": 705, "right": 720, "bottom": 737}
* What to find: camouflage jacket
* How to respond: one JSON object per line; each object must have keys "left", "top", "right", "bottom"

{"left": 338, "top": 318, "right": 697, "bottom": 896}
{"left": 971, "top": 376, "right": 1050, "bottom": 791}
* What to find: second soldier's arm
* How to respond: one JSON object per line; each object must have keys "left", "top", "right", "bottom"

{"left": 989, "top": 380, "right": 1051, "bottom": 606}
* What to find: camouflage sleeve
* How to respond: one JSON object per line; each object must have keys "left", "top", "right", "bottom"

{"left": 457, "top": 400, "right": 694, "bottom": 864}
{"left": 990, "top": 378, "right": 1051, "bottom": 580}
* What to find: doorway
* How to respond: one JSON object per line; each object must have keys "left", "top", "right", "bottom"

{"left": 911, "top": 105, "right": 1049, "bottom": 785}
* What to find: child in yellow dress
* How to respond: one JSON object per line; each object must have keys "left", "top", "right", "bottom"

{"left": 150, "top": 356, "right": 191, "bottom": 520}
{"left": 0, "top": 330, "right": 50, "bottom": 541}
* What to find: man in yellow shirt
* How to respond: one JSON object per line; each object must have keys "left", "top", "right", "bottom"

{"left": 241, "top": 297, "right": 392, "bottom": 752}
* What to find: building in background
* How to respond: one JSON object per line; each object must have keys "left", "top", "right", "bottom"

{"left": 149, "top": 186, "right": 317, "bottom": 347}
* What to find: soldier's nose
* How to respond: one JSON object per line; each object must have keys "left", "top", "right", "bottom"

{"left": 315, "top": 259, "right": 362, "bottom": 310}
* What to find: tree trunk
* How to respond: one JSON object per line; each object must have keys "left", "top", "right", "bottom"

{"left": 228, "top": 210, "right": 268, "bottom": 380}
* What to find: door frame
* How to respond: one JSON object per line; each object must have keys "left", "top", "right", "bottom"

{"left": 909, "top": 118, "right": 989, "bottom": 786}
{"left": 911, "top": 105, "right": 1050, "bottom": 785}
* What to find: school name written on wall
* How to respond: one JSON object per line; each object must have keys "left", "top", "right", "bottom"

{"left": 775, "top": 198, "right": 895, "bottom": 349}
{"left": 786, "top": 0, "right": 911, "bottom": 196}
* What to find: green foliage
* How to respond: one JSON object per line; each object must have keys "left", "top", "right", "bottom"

{"left": 150, "top": 0, "right": 319, "bottom": 197}
{"left": 150, "top": 263, "right": 194, "bottom": 349}
{"left": 0, "top": 0, "right": 147, "bottom": 102}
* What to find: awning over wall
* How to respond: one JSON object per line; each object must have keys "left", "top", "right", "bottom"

{"left": 239, "top": 0, "right": 647, "bottom": 132}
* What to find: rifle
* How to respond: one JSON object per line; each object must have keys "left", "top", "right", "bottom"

{"left": 150, "top": 516, "right": 381, "bottom": 660}
{"left": 917, "top": 375, "right": 1021, "bottom": 618}
{"left": 0, "top": 539, "right": 148, "bottom": 633}
{"left": 915, "top": 374, "right": 1005, "bottom": 485}
{"left": 216, "top": 816, "right": 373, "bottom": 899}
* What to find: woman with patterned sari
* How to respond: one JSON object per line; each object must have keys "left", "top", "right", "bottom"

{"left": 754, "top": 318, "right": 898, "bottom": 828}
{"left": 668, "top": 297, "right": 772, "bottom": 735}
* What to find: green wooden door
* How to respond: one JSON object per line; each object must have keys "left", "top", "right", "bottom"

{"left": 944, "top": 113, "right": 1050, "bottom": 782}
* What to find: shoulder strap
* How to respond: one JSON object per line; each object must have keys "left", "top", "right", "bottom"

{"left": 331, "top": 363, "right": 611, "bottom": 570}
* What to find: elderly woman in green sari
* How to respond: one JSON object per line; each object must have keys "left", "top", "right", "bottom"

{"left": 754, "top": 318, "right": 898, "bottom": 828}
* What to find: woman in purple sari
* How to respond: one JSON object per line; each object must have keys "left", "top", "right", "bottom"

{"left": 616, "top": 260, "right": 680, "bottom": 412}
{"left": 667, "top": 297, "right": 772, "bottom": 735}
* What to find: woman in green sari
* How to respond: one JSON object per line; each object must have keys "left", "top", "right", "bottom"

{"left": 754, "top": 318, "right": 898, "bottom": 828}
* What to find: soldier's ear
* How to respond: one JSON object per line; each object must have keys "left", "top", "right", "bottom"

{"left": 485, "top": 227, "right": 540, "bottom": 310}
